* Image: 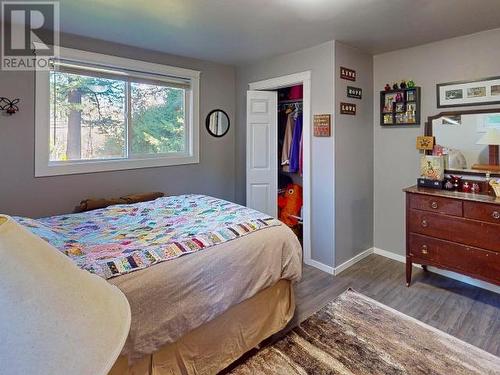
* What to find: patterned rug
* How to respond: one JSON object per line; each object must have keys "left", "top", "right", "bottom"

{"left": 227, "top": 289, "right": 500, "bottom": 375}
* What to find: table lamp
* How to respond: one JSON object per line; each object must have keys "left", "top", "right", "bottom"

{"left": 473, "top": 128, "right": 500, "bottom": 171}
{"left": 0, "top": 215, "right": 131, "bottom": 375}
{"left": 477, "top": 128, "right": 500, "bottom": 164}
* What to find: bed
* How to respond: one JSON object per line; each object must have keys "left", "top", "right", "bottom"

{"left": 15, "top": 195, "right": 302, "bottom": 375}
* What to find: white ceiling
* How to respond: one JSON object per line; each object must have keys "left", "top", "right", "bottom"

{"left": 56, "top": 0, "right": 500, "bottom": 65}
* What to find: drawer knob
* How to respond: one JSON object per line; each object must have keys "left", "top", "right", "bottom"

{"left": 430, "top": 201, "right": 438, "bottom": 209}
{"left": 492, "top": 211, "right": 500, "bottom": 220}
{"left": 421, "top": 219, "right": 428, "bottom": 228}
{"left": 421, "top": 245, "right": 428, "bottom": 255}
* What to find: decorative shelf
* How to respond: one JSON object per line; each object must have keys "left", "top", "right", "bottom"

{"left": 380, "top": 87, "right": 421, "bottom": 126}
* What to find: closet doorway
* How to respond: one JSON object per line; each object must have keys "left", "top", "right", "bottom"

{"left": 246, "top": 71, "right": 311, "bottom": 264}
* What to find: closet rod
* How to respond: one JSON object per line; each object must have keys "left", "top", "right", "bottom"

{"left": 278, "top": 98, "right": 303, "bottom": 104}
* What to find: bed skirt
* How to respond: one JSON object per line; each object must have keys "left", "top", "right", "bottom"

{"left": 108, "top": 279, "right": 295, "bottom": 375}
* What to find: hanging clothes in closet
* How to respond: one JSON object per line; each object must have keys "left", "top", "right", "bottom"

{"left": 289, "top": 113, "right": 302, "bottom": 173}
{"left": 280, "top": 106, "right": 303, "bottom": 173}
{"left": 281, "top": 109, "right": 294, "bottom": 172}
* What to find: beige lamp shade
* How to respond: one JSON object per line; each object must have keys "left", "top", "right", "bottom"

{"left": 477, "top": 128, "right": 500, "bottom": 145}
{"left": 0, "top": 215, "right": 131, "bottom": 375}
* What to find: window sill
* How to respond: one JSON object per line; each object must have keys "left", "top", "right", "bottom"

{"left": 35, "top": 154, "right": 199, "bottom": 177}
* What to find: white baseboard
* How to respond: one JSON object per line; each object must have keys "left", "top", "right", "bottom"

{"left": 334, "top": 247, "right": 374, "bottom": 275}
{"left": 373, "top": 247, "right": 500, "bottom": 294}
{"left": 304, "top": 257, "right": 334, "bottom": 275}
{"left": 373, "top": 247, "right": 406, "bottom": 263}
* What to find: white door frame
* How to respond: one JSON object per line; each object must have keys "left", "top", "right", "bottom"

{"left": 249, "top": 71, "right": 312, "bottom": 265}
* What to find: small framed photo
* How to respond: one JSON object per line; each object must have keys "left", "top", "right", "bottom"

{"left": 383, "top": 94, "right": 395, "bottom": 113}
{"left": 437, "top": 76, "right": 500, "bottom": 107}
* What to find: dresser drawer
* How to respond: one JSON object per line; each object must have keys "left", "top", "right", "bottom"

{"left": 408, "top": 209, "right": 500, "bottom": 252}
{"left": 409, "top": 233, "right": 500, "bottom": 284}
{"left": 464, "top": 201, "right": 500, "bottom": 224}
{"left": 409, "top": 194, "right": 463, "bottom": 217}
{"left": 408, "top": 233, "right": 437, "bottom": 261}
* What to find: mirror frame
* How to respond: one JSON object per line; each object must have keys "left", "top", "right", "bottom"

{"left": 205, "top": 109, "right": 230, "bottom": 138}
{"left": 424, "top": 107, "right": 500, "bottom": 177}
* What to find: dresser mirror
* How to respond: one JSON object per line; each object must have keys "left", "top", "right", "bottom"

{"left": 425, "top": 108, "right": 500, "bottom": 176}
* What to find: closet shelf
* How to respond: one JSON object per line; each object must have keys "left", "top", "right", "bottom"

{"left": 278, "top": 99, "right": 303, "bottom": 104}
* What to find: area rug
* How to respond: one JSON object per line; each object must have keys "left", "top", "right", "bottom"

{"left": 226, "top": 289, "right": 500, "bottom": 375}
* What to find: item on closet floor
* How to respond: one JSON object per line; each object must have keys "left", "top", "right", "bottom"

{"left": 416, "top": 136, "right": 434, "bottom": 151}
{"left": 340, "top": 66, "right": 356, "bottom": 81}
{"left": 417, "top": 178, "right": 443, "bottom": 189}
{"left": 340, "top": 102, "right": 356, "bottom": 115}
{"left": 384, "top": 83, "right": 391, "bottom": 91}
{"left": 313, "top": 114, "right": 331, "bottom": 137}
{"left": 437, "top": 76, "right": 500, "bottom": 108}
{"left": 278, "top": 183, "right": 303, "bottom": 231}
{"left": 347, "top": 86, "right": 362, "bottom": 99}
{"left": 420, "top": 155, "right": 445, "bottom": 181}
{"left": 380, "top": 87, "right": 421, "bottom": 126}
{"left": 399, "top": 80, "right": 407, "bottom": 89}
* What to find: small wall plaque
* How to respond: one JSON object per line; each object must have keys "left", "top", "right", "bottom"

{"left": 340, "top": 102, "right": 356, "bottom": 115}
{"left": 340, "top": 67, "right": 356, "bottom": 81}
{"left": 313, "top": 114, "right": 331, "bottom": 137}
{"left": 416, "top": 136, "right": 435, "bottom": 151}
{"left": 347, "top": 86, "right": 362, "bottom": 99}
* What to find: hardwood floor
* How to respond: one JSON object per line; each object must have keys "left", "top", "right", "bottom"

{"left": 292, "top": 254, "right": 500, "bottom": 356}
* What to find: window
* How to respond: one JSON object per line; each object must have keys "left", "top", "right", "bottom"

{"left": 35, "top": 47, "right": 200, "bottom": 176}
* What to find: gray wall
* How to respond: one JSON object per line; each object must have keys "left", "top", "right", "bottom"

{"left": 334, "top": 43, "right": 374, "bottom": 265}
{"left": 236, "top": 41, "right": 336, "bottom": 267}
{"left": 0, "top": 33, "right": 236, "bottom": 218}
{"left": 373, "top": 28, "right": 500, "bottom": 256}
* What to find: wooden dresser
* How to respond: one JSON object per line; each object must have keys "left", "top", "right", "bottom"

{"left": 404, "top": 186, "right": 500, "bottom": 286}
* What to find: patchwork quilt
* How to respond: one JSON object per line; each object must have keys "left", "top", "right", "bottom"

{"left": 15, "top": 195, "right": 281, "bottom": 279}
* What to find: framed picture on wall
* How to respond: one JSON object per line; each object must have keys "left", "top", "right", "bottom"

{"left": 437, "top": 76, "right": 500, "bottom": 108}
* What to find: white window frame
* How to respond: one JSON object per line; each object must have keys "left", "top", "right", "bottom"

{"left": 35, "top": 47, "right": 200, "bottom": 177}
